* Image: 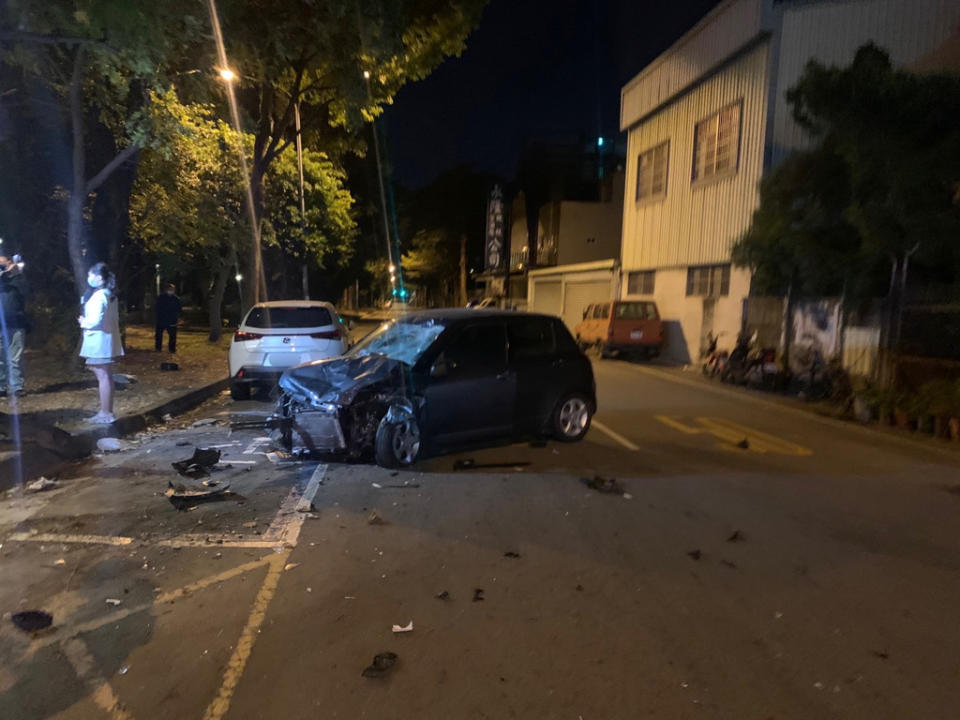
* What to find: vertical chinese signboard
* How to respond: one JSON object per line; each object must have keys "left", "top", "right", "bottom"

{"left": 485, "top": 185, "right": 505, "bottom": 272}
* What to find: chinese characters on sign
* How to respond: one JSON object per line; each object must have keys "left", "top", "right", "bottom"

{"left": 485, "top": 185, "right": 505, "bottom": 272}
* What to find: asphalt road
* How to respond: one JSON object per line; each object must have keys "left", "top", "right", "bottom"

{"left": 2, "top": 358, "right": 959, "bottom": 719}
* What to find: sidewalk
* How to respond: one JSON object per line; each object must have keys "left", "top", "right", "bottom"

{"left": 0, "top": 325, "right": 231, "bottom": 489}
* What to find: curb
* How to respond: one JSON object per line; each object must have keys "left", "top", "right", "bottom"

{"left": 0, "top": 377, "right": 229, "bottom": 491}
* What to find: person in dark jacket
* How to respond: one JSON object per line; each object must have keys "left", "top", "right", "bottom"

{"left": 0, "top": 254, "right": 29, "bottom": 397}
{"left": 155, "top": 283, "right": 182, "bottom": 353}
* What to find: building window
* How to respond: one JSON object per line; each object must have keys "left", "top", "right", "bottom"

{"left": 686, "top": 264, "right": 731, "bottom": 297}
{"left": 692, "top": 100, "right": 742, "bottom": 182}
{"left": 627, "top": 270, "right": 656, "bottom": 295}
{"left": 636, "top": 140, "right": 669, "bottom": 201}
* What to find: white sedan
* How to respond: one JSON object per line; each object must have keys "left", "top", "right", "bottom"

{"left": 228, "top": 300, "right": 349, "bottom": 400}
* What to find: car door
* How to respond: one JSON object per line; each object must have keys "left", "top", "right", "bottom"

{"left": 421, "top": 320, "right": 515, "bottom": 446}
{"left": 507, "top": 316, "right": 565, "bottom": 434}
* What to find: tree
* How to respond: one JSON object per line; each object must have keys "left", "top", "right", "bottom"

{"left": 209, "top": 0, "right": 487, "bottom": 305}
{"left": 1, "top": 1, "right": 202, "bottom": 296}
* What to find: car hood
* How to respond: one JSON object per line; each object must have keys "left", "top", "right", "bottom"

{"left": 278, "top": 353, "right": 406, "bottom": 408}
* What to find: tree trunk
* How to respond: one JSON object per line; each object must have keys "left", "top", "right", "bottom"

{"left": 208, "top": 261, "right": 230, "bottom": 342}
{"left": 781, "top": 282, "right": 796, "bottom": 375}
{"left": 459, "top": 234, "right": 468, "bottom": 306}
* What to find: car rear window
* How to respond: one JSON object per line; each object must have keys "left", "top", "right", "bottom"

{"left": 615, "top": 302, "right": 658, "bottom": 320}
{"left": 244, "top": 306, "right": 332, "bottom": 329}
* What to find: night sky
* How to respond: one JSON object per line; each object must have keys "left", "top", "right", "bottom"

{"left": 384, "top": 0, "right": 722, "bottom": 189}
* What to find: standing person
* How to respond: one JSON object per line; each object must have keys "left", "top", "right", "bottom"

{"left": 155, "top": 283, "right": 181, "bottom": 353}
{"left": 0, "top": 254, "right": 29, "bottom": 398}
{"left": 78, "top": 262, "right": 124, "bottom": 424}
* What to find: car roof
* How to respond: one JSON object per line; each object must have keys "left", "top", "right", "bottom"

{"left": 388, "top": 308, "right": 559, "bottom": 323}
{"left": 250, "top": 300, "right": 335, "bottom": 308}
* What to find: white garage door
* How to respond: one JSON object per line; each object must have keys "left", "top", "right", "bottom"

{"left": 531, "top": 279, "right": 562, "bottom": 317}
{"left": 561, "top": 280, "right": 613, "bottom": 331}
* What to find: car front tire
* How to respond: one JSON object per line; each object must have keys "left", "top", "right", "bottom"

{"left": 374, "top": 416, "right": 421, "bottom": 468}
{"left": 230, "top": 382, "right": 251, "bottom": 401}
{"left": 552, "top": 393, "right": 592, "bottom": 442}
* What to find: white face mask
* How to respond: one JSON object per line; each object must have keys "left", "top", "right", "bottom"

{"left": 87, "top": 274, "right": 102, "bottom": 289}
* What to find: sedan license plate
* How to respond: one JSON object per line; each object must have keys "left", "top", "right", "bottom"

{"left": 630, "top": 330, "right": 644, "bottom": 340}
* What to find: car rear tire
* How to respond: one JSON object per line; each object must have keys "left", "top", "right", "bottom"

{"left": 230, "top": 382, "right": 251, "bottom": 401}
{"left": 374, "top": 416, "right": 421, "bottom": 468}
{"left": 552, "top": 393, "right": 592, "bottom": 442}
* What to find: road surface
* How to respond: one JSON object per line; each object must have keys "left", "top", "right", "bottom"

{"left": 2, "top": 358, "right": 959, "bottom": 719}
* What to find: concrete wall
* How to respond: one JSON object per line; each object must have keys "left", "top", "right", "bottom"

{"left": 556, "top": 201, "right": 623, "bottom": 267}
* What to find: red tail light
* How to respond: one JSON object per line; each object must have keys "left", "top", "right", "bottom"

{"left": 310, "top": 328, "right": 342, "bottom": 340}
{"left": 234, "top": 330, "right": 263, "bottom": 342}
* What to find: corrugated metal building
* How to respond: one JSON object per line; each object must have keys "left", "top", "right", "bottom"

{"left": 619, "top": 0, "right": 960, "bottom": 363}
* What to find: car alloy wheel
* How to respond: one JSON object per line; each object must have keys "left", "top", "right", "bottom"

{"left": 557, "top": 396, "right": 589, "bottom": 439}
{"left": 390, "top": 419, "right": 421, "bottom": 465}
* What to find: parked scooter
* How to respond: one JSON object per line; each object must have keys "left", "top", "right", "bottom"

{"left": 701, "top": 332, "right": 728, "bottom": 378}
{"left": 745, "top": 345, "right": 779, "bottom": 389}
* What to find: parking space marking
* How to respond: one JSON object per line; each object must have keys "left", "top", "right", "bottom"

{"left": 654, "top": 415, "right": 813, "bottom": 456}
{"left": 202, "top": 550, "right": 289, "bottom": 720}
{"left": 62, "top": 637, "right": 135, "bottom": 720}
{"left": 591, "top": 420, "right": 640, "bottom": 451}
{"left": 243, "top": 437, "right": 272, "bottom": 455}
{"left": 262, "top": 463, "right": 327, "bottom": 547}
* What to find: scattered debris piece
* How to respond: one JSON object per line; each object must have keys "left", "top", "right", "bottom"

{"left": 472, "top": 588, "right": 485, "bottom": 602}
{"left": 726, "top": 530, "right": 744, "bottom": 543}
{"left": 295, "top": 498, "right": 316, "bottom": 513}
{"left": 581, "top": 475, "right": 624, "bottom": 495}
{"left": 190, "top": 418, "right": 218, "bottom": 428}
{"left": 175, "top": 440, "right": 192, "bottom": 447}
{"left": 362, "top": 652, "right": 398, "bottom": 678}
{"left": 721, "top": 559, "right": 738, "bottom": 569}
{"left": 54, "top": 558, "right": 66, "bottom": 566}
{"left": 266, "top": 451, "right": 295, "bottom": 464}
{"left": 368, "top": 511, "right": 387, "bottom": 526}
{"left": 105, "top": 598, "right": 122, "bottom": 606}
{"left": 119, "top": 666, "right": 129, "bottom": 675}
{"left": 453, "top": 458, "right": 476, "bottom": 470}
{"left": 872, "top": 650, "right": 889, "bottom": 660}
{"left": 735, "top": 438, "right": 750, "bottom": 449}
{"left": 112, "top": 373, "right": 138, "bottom": 386}
{"left": 623, "top": 493, "right": 633, "bottom": 500}
{"left": 774, "top": 611, "right": 783, "bottom": 620}
{"left": 552, "top": 448, "right": 560, "bottom": 455}
{"left": 162, "top": 414, "right": 173, "bottom": 422}
{"left": 371, "top": 482, "right": 383, "bottom": 489}
{"left": 165, "top": 478, "right": 230, "bottom": 501}
{"left": 160, "top": 362, "right": 179, "bottom": 372}
{"left": 96, "top": 437, "right": 126, "bottom": 453}
{"left": 435, "top": 590, "right": 450, "bottom": 600}
{"left": 284, "top": 563, "right": 299, "bottom": 571}
{"left": 392, "top": 621, "right": 414, "bottom": 633}
{"left": 171, "top": 447, "right": 221, "bottom": 477}
{"left": 687, "top": 549, "right": 702, "bottom": 561}
{"left": 503, "top": 551, "right": 520, "bottom": 559}
{"left": 813, "top": 681, "right": 824, "bottom": 690}
{"left": 242, "top": 521, "right": 258, "bottom": 529}
{"left": 26, "top": 477, "right": 58, "bottom": 493}
{"left": 575, "top": 584, "right": 584, "bottom": 592}
{"left": 11, "top": 611, "right": 53, "bottom": 633}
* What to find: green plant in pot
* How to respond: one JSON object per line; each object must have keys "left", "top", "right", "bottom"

{"left": 919, "top": 380, "right": 954, "bottom": 439}
{"left": 892, "top": 391, "right": 915, "bottom": 430}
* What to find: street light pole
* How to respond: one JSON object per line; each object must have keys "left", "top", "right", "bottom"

{"left": 294, "top": 101, "right": 309, "bottom": 300}
{"left": 364, "top": 71, "right": 396, "bottom": 297}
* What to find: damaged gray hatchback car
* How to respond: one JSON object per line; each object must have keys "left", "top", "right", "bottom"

{"left": 273, "top": 309, "right": 596, "bottom": 468}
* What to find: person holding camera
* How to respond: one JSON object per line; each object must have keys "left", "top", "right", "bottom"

{"left": 0, "top": 254, "right": 29, "bottom": 398}
{"left": 78, "top": 262, "right": 124, "bottom": 423}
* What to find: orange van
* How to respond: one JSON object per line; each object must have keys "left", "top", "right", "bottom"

{"left": 574, "top": 300, "right": 663, "bottom": 359}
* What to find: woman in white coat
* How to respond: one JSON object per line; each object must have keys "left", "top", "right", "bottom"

{"left": 78, "top": 262, "right": 124, "bottom": 423}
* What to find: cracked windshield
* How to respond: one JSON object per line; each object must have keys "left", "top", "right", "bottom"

{"left": 2, "top": 1, "right": 960, "bottom": 718}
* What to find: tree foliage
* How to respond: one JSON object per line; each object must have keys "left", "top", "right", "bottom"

{"left": 734, "top": 44, "right": 960, "bottom": 303}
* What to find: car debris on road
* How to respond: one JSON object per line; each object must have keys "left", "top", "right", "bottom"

{"left": 362, "top": 651, "right": 398, "bottom": 678}
{"left": 171, "top": 447, "right": 221, "bottom": 477}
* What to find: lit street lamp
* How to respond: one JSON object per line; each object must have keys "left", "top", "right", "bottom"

{"left": 219, "top": 68, "right": 236, "bottom": 82}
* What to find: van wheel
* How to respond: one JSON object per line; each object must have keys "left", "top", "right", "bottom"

{"left": 230, "top": 382, "right": 251, "bottom": 401}
{"left": 552, "top": 393, "right": 592, "bottom": 442}
{"left": 374, "top": 416, "right": 421, "bottom": 468}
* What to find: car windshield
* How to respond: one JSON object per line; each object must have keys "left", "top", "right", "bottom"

{"left": 615, "top": 302, "right": 658, "bottom": 320}
{"left": 245, "top": 306, "right": 332, "bottom": 328}
{"left": 347, "top": 317, "right": 447, "bottom": 365}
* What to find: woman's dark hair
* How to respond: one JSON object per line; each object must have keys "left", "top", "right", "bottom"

{"left": 88, "top": 262, "right": 117, "bottom": 293}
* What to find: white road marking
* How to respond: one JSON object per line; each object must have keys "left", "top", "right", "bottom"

{"left": 261, "top": 463, "right": 327, "bottom": 547}
{"left": 219, "top": 460, "right": 257, "bottom": 465}
{"left": 7, "top": 532, "right": 133, "bottom": 546}
{"left": 591, "top": 420, "right": 640, "bottom": 451}
{"left": 243, "top": 437, "right": 272, "bottom": 455}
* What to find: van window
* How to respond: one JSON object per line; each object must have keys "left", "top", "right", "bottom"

{"left": 614, "top": 302, "right": 658, "bottom": 320}
{"left": 593, "top": 304, "right": 610, "bottom": 319}
{"left": 582, "top": 304, "right": 593, "bottom": 320}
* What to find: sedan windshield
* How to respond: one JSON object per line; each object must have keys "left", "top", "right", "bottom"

{"left": 348, "top": 317, "right": 447, "bottom": 365}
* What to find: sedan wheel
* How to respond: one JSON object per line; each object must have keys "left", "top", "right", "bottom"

{"left": 553, "top": 394, "right": 592, "bottom": 442}
{"left": 375, "top": 417, "right": 421, "bottom": 468}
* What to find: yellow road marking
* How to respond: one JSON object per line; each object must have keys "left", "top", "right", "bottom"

{"left": 62, "top": 637, "right": 135, "bottom": 720}
{"left": 202, "top": 550, "right": 289, "bottom": 720}
{"left": 654, "top": 415, "right": 813, "bottom": 456}
{"left": 653, "top": 415, "right": 705, "bottom": 435}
